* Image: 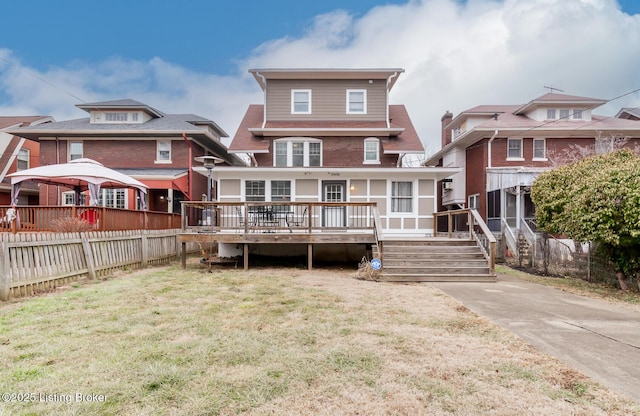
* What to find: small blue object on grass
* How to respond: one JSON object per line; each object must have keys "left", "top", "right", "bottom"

{"left": 370, "top": 258, "right": 382, "bottom": 270}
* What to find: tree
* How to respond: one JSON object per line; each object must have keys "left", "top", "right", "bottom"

{"left": 531, "top": 149, "right": 640, "bottom": 291}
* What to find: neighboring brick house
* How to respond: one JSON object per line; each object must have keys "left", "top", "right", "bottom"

{"left": 424, "top": 93, "right": 640, "bottom": 243}
{"left": 0, "top": 116, "right": 54, "bottom": 205}
{"left": 215, "top": 68, "right": 458, "bottom": 244}
{"left": 10, "top": 99, "right": 245, "bottom": 212}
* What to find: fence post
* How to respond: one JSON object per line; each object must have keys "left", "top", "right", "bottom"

{"left": 81, "top": 232, "right": 97, "bottom": 279}
{"left": 0, "top": 241, "right": 10, "bottom": 301}
{"left": 141, "top": 231, "right": 149, "bottom": 267}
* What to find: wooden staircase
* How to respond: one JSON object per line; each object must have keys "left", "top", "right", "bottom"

{"left": 374, "top": 239, "right": 496, "bottom": 282}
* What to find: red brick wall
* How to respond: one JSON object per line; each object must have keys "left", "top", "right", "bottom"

{"left": 466, "top": 139, "right": 487, "bottom": 216}
{"left": 38, "top": 138, "right": 209, "bottom": 204}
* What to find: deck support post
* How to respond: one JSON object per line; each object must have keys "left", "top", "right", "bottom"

{"left": 307, "top": 243, "right": 313, "bottom": 270}
{"left": 181, "top": 242, "right": 187, "bottom": 269}
{"left": 244, "top": 243, "right": 249, "bottom": 270}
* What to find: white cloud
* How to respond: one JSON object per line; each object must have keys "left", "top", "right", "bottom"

{"left": 1, "top": 0, "right": 639, "bottom": 155}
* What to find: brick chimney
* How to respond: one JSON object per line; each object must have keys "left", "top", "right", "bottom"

{"left": 441, "top": 111, "right": 454, "bottom": 148}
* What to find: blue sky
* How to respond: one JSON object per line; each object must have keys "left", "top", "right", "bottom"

{"left": 1, "top": 0, "right": 640, "bottom": 155}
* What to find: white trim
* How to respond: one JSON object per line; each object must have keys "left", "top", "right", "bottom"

{"left": 272, "top": 137, "right": 323, "bottom": 167}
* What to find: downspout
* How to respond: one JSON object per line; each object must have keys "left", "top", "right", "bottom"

{"left": 487, "top": 130, "right": 498, "bottom": 168}
{"left": 385, "top": 71, "right": 401, "bottom": 128}
{"left": 249, "top": 153, "right": 258, "bottom": 167}
{"left": 182, "top": 133, "right": 193, "bottom": 201}
{"left": 255, "top": 71, "right": 268, "bottom": 128}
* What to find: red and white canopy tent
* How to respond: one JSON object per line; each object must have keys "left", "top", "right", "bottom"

{"left": 8, "top": 158, "right": 148, "bottom": 210}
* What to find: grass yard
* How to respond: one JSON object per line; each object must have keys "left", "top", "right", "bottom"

{"left": 0, "top": 261, "right": 638, "bottom": 415}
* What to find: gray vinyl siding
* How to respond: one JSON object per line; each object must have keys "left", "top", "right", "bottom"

{"left": 265, "top": 79, "right": 387, "bottom": 121}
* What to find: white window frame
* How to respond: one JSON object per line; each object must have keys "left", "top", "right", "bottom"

{"left": 390, "top": 181, "right": 414, "bottom": 214}
{"left": 273, "top": 138, "right": 322, "bottom": 167}
{"left": 291, "top": 89, "right": 311, "bottom": 114}
{"left": 559, "top": 108, "right": 570, "bottom": 120}
{"left": 346, "top": 89, "right": 367, "bottom": 114}
{"left": 533, "top": 138, "right": 547, "bottom": 160}
{"left": 99, "top": 189, "right": 126, "bottom": 209}
{"left": 156, "top": 140, "right": 172, "bottom": 163}
{"left": 507, "top": 138, "right": 523, "bottom": 160}
{"left": 17, "top": 148, "right": 29, "bottom": 171}
{"left": 69, "top": 141, "right": 83, "bottom": 161}
{"left": 62, "top": 191, "right": 76, "bottom": 206}
{"left": 572, "top": 109, "right": 583, "bottom": 120}
{"left": 363, "top": 137, "right": 380, "bottom": 164}
{"left": 245, "top": 180, "right": 266, "bottom": 202}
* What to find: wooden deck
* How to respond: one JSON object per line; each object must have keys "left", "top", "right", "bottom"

{"left": 178, "top": 201, "right": 381, "bottom": 270}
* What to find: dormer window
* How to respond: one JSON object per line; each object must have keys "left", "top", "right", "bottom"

{"left": 572, "top": 109, "right": 583, "bottom": 119}
{"left": 347, "top": 90, "right": 367, "bottom": 114}
{"left": 559, "top": 109, "right": 570, "bottom": 120}
{"left": 546, "top": 109, "right": 557, "bottom": 120}
{"left": 91, "top": 110, "right": 145, "bottom": 124}
{"left": 105, "top": 112, "right": 128, "bottom": 122}
{"left": 363, "top": 138, "right": 380, "bottom": 164}
{"left": 291, "top": 90, "right": 311, "bottom": 114}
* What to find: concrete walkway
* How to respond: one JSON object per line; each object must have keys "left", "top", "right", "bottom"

{"left": 430, "top": 275, "right": 640, "bottom": 403}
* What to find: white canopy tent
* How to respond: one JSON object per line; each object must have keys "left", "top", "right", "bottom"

{"left": 8, "top": 158, "right": 148, "bottom": 210}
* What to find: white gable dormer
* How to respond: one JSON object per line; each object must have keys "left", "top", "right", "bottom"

{"left": 77, "top": 99, "right": 164, "bottom": 125}
{"left": 90, "top": 110, "right": 151, "bottom": 124}
{"left": 515, "top": 93, "right": 605, "bottom": 123}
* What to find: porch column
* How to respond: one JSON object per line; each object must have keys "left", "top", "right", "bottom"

{"left": 167, "top": 189, "right": 174, "bottom": 214}
{"left": 515, "top": 185, "right": 521, "bottom": 231}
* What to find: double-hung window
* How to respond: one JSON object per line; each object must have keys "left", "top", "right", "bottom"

{"left": 533, "top": 138, "right": 546, "bottom": 160}
{"left": 291, "top": 90, "right": 311, "bottom": 114}
{"left": 347, "top": 89, "right": 367, "bottom": 114}
{"left": 69, "top": 141, "right": 83, "bottom": 161}
{"left": 363, "top": 138, "right": 380, "bottom": 164}
{"left": 157, "top": 140, "right": 171, "bottom": 162}
{"left": 559, "top": 109, "right": 570, "bottom": 120}
{"left": 546, "top": 109, "right": 557, "bottom": 120}
{"left": 17, "top": 148, "right": 29, "bottom": 170}
{"left": 507, "top": 138, "right": 523, "bottom": 160}
{"left": 391, "top": 181, "right": 413, "bottom": 213}
{"left": 273, "top": 139, "right": 322, "bottom": 167}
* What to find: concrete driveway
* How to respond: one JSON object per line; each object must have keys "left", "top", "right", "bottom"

{"left": 430, "top": 275, "right": 640, "bottom": 403}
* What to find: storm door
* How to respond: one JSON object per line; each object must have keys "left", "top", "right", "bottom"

{"left": 322, "top": 181, "right": 346, "bottom": 227}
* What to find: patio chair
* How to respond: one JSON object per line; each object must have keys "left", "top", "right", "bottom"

{"left": 286, "top": 206, "right": 307, "bottom": 230}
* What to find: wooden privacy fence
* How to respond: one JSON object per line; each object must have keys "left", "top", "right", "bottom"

{"left": 0, "top": 229, "right": 184, "bottom": 301}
